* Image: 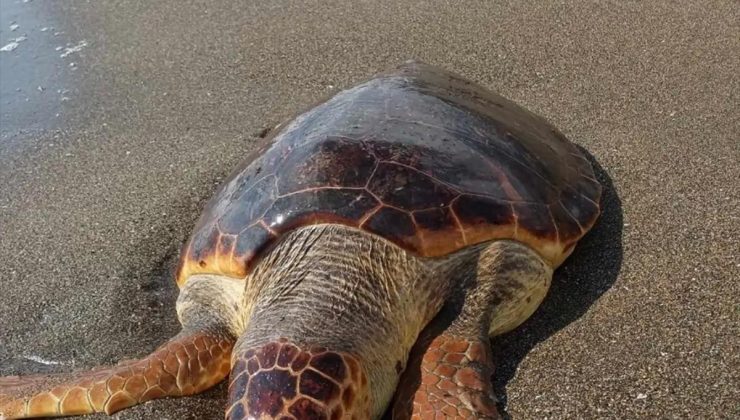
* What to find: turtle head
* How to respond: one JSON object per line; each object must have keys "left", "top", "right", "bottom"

{"left": 225, "top": 339, "right": 371, "bottom": 419}
{"left": 222, "top": 225, "right": 435, "bottom": 419}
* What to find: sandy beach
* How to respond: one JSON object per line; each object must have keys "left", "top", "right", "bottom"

{"left": 0, "top": 1, "right": 737, "bottom": 418}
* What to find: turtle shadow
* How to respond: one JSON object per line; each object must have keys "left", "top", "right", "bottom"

{"left": 491, "top": 149, "right": 623, "bottom": 418}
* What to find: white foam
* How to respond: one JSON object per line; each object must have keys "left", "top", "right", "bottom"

{"left": 60, "top": 39, "right": 88, "bottom": 58}
{"left": 22, "top": 355, "right": 66, "bottom": 365}
{"left": 0, "top": 41, "right": 19, "bottom": 52}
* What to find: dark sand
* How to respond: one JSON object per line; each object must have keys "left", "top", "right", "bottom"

{"left": 0, "top": 1, "right": 737, "bottom": 419}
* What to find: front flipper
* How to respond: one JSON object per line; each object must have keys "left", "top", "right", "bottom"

{"left": 0, "top": 331, "right": 233, "bottom": 419}
{"left": 389, "top": 324, "right": 500, "bottom": 420}
{"left": 389, "top": 240, "right": 551, "bottom": 419}
{"left": 410, "top": 334, "right": 499, "bottom": 419}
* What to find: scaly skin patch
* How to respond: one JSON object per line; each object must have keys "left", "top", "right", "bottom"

{"left": 226, "top": 339, "right": 371, "bottom": 420}
{"left": 409, "top": 335, "right": 499, "bottom": 419}
{"left": 0, "top": 332, "right": 233, "bottom": 419}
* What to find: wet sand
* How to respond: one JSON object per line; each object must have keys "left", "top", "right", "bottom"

{"left": 0, "top": 1, "right": 738, "bottom": 419}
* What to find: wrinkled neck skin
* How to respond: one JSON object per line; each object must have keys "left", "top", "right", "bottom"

{"left": 228, "top": 224, "right": 465, "bottom": 419}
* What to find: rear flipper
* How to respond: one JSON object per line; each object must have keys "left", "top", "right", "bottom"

{"left": 0, "top": 330, "right": 233, "bottom": 419}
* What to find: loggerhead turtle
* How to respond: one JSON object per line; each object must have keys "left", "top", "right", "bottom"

{"left": 0, "top": 61, "right": 601, "bottom": 419}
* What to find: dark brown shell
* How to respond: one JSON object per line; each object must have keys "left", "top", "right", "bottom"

{"left": 176, "top": 61, "right": 601, "bottom": 286}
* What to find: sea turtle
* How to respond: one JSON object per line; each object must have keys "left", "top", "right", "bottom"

{"left": 0, "top": 61, "right": 601, "bottom": 419}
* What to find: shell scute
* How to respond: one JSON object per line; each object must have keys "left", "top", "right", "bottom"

{"left": 366, "top": 162, "right": 458, "bottom": 211}
{"left": 234, "top": 223, "right": 273, "bottom": 254}
{"left": 218, "top": 175, "right": 277, "bottom": 235}
{"left": 561, "top": 183, "right": 600, "bottom": 222}
{"left": 363, "top": 207, "right": 419, "bottom": 250}
{"left": 412, "top": 207, "right": 457, "bottom": 232}
{"left": 262, "top": 189, "right": 379, "bottom": 232}
{"left": 276, "top": 137, "right": 377, "bottom": 192}
{"left": 512, "top": 202, "right": 557, "bottom": 240}
{"left": 176, "top": 61, "right": 601, "bottom": 286}
{"left": 549, "top": 202, "right": 584, "bottom": 241}
{"left": 452, "top": 195, "right": 515, "bottom": 228}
